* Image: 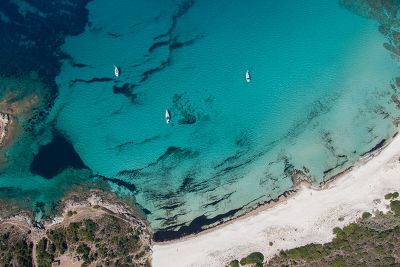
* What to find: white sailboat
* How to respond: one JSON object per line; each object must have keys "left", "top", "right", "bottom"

{"left": 114, "top": 65, "right": 119, "bottom": 77}
{"left": 165, "top": 109, "right": 171, "bottom": 124}
{"left": 246, "top": 70, "right": 251, "bottom": 83}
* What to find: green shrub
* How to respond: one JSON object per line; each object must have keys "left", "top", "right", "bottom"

{"left": 390, "top": 200, "right": 400, "bottom": 216}
{"left": 47, "top": 243, "right": 56, "bottom": 255}
{"left": 333, "top": 227, "right": 341, "bottom": 234}
{"left": 36, "top": 238, "right": 53, "bottom": 267}
{"left": 385, "top": 193, "right": 393, "bottom": 200}
{"left": 48, "top": 228, "right": 67, "bottom": 254}
{"left": 332, "top": 256, "right": 345, "bottom": 267}
{"left": 66, "top": 222, "right": 81, "bottom": 242}
{"left": 9, "top": 239, "right": 33, "bottom": 267}
{"left": 374, "top": 245, "right": 385, "bottom": 255}
{"left": 343, "top": 224, "right": 356, "bottom": 236}
{"left": 36, "top": 238, "right": 46, "bottom": 254}
{"left": 382, "top": 256, "right": 395, "bottom": 265}
{"left": 283, "top": 243, "right": 331, "bottom": 261}
{"left": 229, "top": 259, "right": 239, "bottom": 267}
{"left": 76, "top": 243, "right": 91, "bottom": 264}
{"left": 269, "top": 241, "right": 273, "bottom": 246}
{"left": 80, "top": 219, "right": 97, "bottom": 241}
{"left": 385, "top": 192, "right": 399, "bottom": 200}
{"left": 76, "top": 243, "right": 90, "bottom": 256}
{"left": 362, "top": 212, "right": 372, "bottom": 219}
{"left": 240, "top": 252, "right": 264, "bottom": 265}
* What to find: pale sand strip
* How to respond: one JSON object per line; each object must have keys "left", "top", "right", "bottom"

{"left": 152, "top": 133, "right": 400, "bottom": 267}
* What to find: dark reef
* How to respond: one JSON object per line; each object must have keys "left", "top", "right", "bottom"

{"left": 30, "top": 133, "right": 88, "bottom": 179}
{"left": 0, "top": 0, "right": 91, "bottom": 82}
{"left": 70, "top": 77, "right": 115, "bottom": 86}
{"left": 91, "top": 174, "right": 137, "bottom": 192}
{"left": 152, "top": 183, "right": 297, "bottom": 241}
{"left": 360, "top": 139, "right": 386, "bottom": 157}
{"left": 0, "top": 0, "right": 92, "bottom": 126}
{"left": 114, "top": 0, "right": 201, "bottom": 101}
{"left": 140, "top": 59, "right": 171, "bottom": 83}
{"left": 202, "top": 192, "right": 235, "bottom": 209}
{"left": 112, "top": 83, "right": 139, "bottom": 103}
{"left": 117, "top": 146, "right": 199, "bottom": 178}
{"left": 113, "top": 135, "right": 161, "bottom": 151}
{"left": 153, "top": 207, "right": 242, "bottom": 242}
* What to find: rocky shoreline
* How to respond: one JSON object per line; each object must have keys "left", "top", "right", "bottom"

{"left": 0, "top": 189, "right": 152, "bottom": 267}
{"left": 0, "top": 74, "right": 48, "bottom": 164}
{"left": 47, "top": 188, "right": 151, "bottom": 237}
{"left": 0, "top": 112, "right": 11, "bottom": 147}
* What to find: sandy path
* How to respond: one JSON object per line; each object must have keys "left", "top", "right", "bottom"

{"left": 152, "top": 133, "right": 400, "bottom": 266}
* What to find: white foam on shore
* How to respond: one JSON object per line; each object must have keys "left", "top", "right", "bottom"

{"left": 152, "top": 131, "right": 400, "bottom": 267}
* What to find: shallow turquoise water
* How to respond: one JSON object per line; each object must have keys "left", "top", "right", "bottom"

{"left": 1, "top": 0, "right": 400, "bottom": 234}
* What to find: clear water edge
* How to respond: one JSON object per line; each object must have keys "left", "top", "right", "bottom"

{"left": 0, "top": 0, "right": 399, "bottom": 234}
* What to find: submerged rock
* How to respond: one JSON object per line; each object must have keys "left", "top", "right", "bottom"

{"left": 0, "top": 112, "right": 10, "bottom": 147}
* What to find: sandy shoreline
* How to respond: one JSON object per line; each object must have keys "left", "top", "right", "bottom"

{"left": 152, "top": 131, "right": 400, "bottom": 266}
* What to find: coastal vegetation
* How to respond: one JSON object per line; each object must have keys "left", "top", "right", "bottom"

{"left": 240, "top": 252, "right": 264, "bottom": 266}
{"left": 36, "top": 214, "right": 150, "bottom": 267}
{"left": 0, "top": 190, "right": 152, "bottom": 267}
{"left": 228, "top": 252, "right": 264, "bottom": 267}
{"left": 0, "top": 222, "right": 33, "bottom": 267}
{"left": 227, "top": 192, "right": 400, "bottom": 266}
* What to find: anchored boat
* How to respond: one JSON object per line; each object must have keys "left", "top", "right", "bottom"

{"left": 165, "top": 109, "right": 171, "bottom": 124}
{"left": 246, "top": 70, "right": 251, "bottom": 82}
{"left": 114, "top": 65, "right": 119, "bottom": 77}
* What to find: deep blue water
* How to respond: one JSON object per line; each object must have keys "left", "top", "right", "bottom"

{"left": 0, "top": 0, "right": 400, "bottom": 240}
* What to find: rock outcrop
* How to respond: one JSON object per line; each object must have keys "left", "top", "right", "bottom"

{"left": 0, "top": 189, "right": 152, "bottom": 267}
{"left": 0, "top": 112, "right": 10, "bottom": 147}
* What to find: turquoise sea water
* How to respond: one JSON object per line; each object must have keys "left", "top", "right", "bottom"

{"left": 1, "top": 0, "right": 400, "bottom": 237}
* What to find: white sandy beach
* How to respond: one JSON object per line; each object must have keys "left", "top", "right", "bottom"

{"left": 152, "top": 133, "right": 400, "bottom": 267}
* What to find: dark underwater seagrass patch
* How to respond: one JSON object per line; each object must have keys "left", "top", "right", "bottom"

{"left": 30, "top": 133, "right": 87, "bottom": 179}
